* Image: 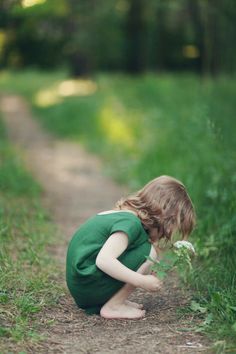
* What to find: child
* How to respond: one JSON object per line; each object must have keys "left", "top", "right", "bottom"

{"left": 66, "top": 175, "right": 195, "bottom": 319}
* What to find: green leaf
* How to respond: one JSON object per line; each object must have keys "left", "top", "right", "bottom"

{"left": 203, "top": 313, "right": 213, "bottom": 326}
{"left": 229, "top": 306, "right": 236, "bottom": 312}
{"left": 190, "top": 301, "right": 207, "bottom": 313}
{"left": 156, "top": 270, "right": 167, "bottom": 279}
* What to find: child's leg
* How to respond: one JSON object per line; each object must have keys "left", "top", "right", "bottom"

{"left": 100, "top": 245, "right": 158, "bottom": 319}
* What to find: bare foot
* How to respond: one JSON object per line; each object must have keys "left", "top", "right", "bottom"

{"left": 100, "top": 303, "right": 146, "bottom": 319}
{"left": 125, "top": 300, "right": 143, "bottom": 309}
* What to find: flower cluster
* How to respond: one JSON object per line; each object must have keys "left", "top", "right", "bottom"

{"left": 149, "top": 240, "right": 196, "bottom": 280}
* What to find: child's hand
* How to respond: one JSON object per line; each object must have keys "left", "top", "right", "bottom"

{"left": 139, "top": 274, "right": 162, "bottom": 292}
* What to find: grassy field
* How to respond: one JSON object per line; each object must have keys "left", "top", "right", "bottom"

{"left": 0, "top": 69, "right": 236, "bottom": 348}
{"left": 0, "top": 113, "right": 64, "bottom": 352}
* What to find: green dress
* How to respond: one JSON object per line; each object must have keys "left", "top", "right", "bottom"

{"left": 66, "top": 211, "right": 151, "bottom": 314}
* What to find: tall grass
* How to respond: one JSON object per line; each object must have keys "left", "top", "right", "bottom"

{"left": 0, "top": 70, "right": 235, "bottom": 345}
{"left": 0, "top": 114, "right": 64, "bottom": 352}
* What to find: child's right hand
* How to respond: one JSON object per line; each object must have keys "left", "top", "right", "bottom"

{"left": 140, "top": 274, "right": 162, "bottom": 292}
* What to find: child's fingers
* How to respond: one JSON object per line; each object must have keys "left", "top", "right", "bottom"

{"left": 150, "top": 272, "right": 163, "bottom": 287}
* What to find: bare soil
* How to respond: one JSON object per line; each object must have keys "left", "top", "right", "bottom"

{"left": 0, "top": 95, "right": 212, "bottom": 354}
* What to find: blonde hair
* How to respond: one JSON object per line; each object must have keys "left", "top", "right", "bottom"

{"left": 116, "top": 175, "right": 196, "bottom": 241}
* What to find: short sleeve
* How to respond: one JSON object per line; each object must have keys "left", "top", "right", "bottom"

{"left": 110, "top": 215, "right": 141, "bottom": 245}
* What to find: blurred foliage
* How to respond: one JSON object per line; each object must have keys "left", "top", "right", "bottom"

{"left": 0, "top": 0, "right": 236, "bottom": 75}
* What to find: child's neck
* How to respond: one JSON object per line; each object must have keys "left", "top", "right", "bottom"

{"left": 114, "top": 207, "right": 137, "bottom": 216}
{"left": 97, "top": 209, "right": 137, "bottom": 216}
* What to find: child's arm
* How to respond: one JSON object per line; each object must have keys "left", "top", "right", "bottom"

{"left": 96, "top": 232, "right": 161, "bottom": 291}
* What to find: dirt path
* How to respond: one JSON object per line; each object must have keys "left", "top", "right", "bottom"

{"left": 0, "top": 95, "right": 211, "bottom": 354}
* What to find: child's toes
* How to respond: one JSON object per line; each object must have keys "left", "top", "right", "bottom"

{"left": 140, "top": 309, "right": 146, "bottom": 317}
{"left": 125, "top": 300, "right": 144, "bottom": 309}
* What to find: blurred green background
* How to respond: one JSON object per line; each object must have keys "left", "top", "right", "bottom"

{"left": 0, "top": 0, "right": 236, "bottom": 349}
{"left": 1, "top": 0, "right": 236, "bottom": 76}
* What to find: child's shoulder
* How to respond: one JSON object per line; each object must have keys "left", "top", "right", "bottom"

{"left": 97, "top": 210, "right": 140, "bottom": 221}
{"left": 96, "top": 210, "right": 142, "bottom": 227}
{"left": 78, "top": 211, "right": 141, "bottom": 233}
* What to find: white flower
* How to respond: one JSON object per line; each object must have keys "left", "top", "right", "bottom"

{"left": 173, "top": 240, "right": 196, "bottom": 254}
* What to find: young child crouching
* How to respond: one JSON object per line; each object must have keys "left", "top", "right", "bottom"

{"left": 66, "top": 175, "right": 195, "bottom": 319}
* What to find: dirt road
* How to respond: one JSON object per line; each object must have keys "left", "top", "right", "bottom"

{"left": 0, "top": 95, "right": 210, "bottom": 353}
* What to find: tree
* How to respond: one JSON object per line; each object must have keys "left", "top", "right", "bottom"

{"left": 125, "top": 0, "right": 148, "bottom": 73}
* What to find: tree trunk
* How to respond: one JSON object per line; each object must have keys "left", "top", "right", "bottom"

{"left": 186, "top": 0, "right": 205, "bottom": 75}
{"left": 187, "top": 0, "right": 221, "bottom": 77}
{"left": 154, "top": 3, "right": 167, "bottom": 72}
{"left": 125, "top": 0, "right": 148, "bottom": 73}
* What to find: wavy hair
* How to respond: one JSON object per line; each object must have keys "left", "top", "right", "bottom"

{"left": 115, "top": 175, "right": 196, "bottom": 242}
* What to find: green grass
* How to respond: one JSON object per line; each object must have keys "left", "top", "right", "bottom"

{"left": 0, "top": 69, "right": 236, "bottom": 348}
{"left": 0, "top": 115, "right": 64, "bottom": 352}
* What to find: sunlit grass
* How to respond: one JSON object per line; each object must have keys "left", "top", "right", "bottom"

{"left": 34, "top": 87, "right": 62, "bottom": 107}
{"left": 100, "top": 103, "right": 135, "bottom": 149}
{"left": 34, "top": 78, "right": 97, "bottom": 107}
{"left": 58, "top": 79, "right": 97, "bottom": 97}
{"left": 21, "top": 0, "right": 46, "bottom": 8}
